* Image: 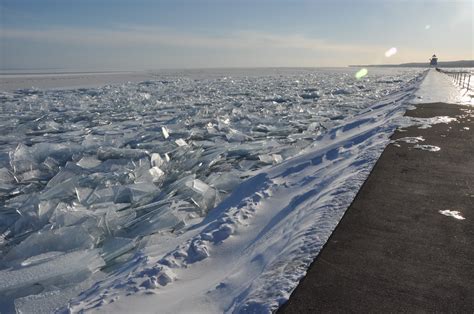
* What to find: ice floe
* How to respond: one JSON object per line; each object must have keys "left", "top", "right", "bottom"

{"left": 0, "top": 68, "right": 425, "bottom": 312}
{"left": 64, "top": 71, "right": 425, "bottom": 313}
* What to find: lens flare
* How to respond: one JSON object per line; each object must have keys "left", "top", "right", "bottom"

{"left": 425, "top": 24, "right": 431, "bottom": 30}
{"left": 384, "top": 47, "right": 397, "bottom": 57}
{"left": 355, "top": 68, "right": 368, "bottom": 79}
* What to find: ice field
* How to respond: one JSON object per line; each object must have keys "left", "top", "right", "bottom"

{"left": 0, "top": 68, "right": 428, "bottom": 312}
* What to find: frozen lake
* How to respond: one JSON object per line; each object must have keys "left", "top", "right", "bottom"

{"left": 0, "top": 67, "right": 425, "bottom": 312}
{"left": 0, "top": 70, "right": 160, "bottom": 92}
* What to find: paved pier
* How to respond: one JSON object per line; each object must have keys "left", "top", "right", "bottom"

{"left": 279, "top": 102, "right": 474, "bottom": 313}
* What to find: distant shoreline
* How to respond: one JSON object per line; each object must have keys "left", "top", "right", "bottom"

{"left": 349, "top": 60, "right": 474, "bottom": 68}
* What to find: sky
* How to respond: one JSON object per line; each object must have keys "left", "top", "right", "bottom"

{"left": 0, "top": 0, "right": 472, "bottom": 70}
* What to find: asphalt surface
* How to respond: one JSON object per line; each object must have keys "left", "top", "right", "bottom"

{"left": 279, "top": 102, "right": 474, "bottom": 313}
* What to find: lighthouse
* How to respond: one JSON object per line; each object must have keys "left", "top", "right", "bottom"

{"left": 429, "top": 54, "right": 438, "bottom": 66}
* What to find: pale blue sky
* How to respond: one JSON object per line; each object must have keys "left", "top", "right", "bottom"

{"left": 0, "top": 0, "right": 472, "bottom": 70}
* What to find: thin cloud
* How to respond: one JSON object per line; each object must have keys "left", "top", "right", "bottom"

{"left": 3, "top": 25, "right": 451, "bottom": 68}
{"left": 1, "top": 25, "right": 385, "bottom": 55}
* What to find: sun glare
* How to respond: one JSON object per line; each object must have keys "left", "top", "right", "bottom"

{"left": 355, "top": 68, "right": 368, "bottom": 79}
{"left": 385, "top": 47, "right": 397, "bottom": 58}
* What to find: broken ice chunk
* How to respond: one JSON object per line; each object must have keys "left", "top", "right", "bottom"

{"left": 40, "top": 177, "right": 78, "bottom": 201}
{"left": 10, "top": 143, "right": 80, "bottom": 174}
{"left": 175, "top": 138, "right": 187, "bottom": 147}
{"left": 77, "top": 156, "right": 102, "bottom": 169}
{"left": 150, "top": 153, "right": 164, "bottom": 167}
{"left": 85, "top": 186, "right": 116, "bottom": 204}
{"left": 131, "top": 158, "right": 155, "bottom": 183}
{"left": 45, "top": 168, "right": 80, "bottom": 189}
{"left": 0, "top": 249, "right": 105, "bottom": 294}
{"left": 128, "top": 183, "right": 160, "bottom": 203}
{"left": 42, "top": 156, "right": 60, "bottom": 170}
{"left": 4, "top": 225, "right": 96, "bottom": 261}
{"left": 20, "top": 251, "right": 64, "bottom": 267}
{"left": 207, "top": 172, "right": 241, "bottom": 193}
{"left": 18, "top": 169, "right": 44, "bottom": 182}
{"left": 186, "top": 179, "right": 211, "bottom": 194}
{"left": 272, "top": 154, "right": 283, "bottom": 163}
{"left": 50, "top": 203, "right": 94, "bottom": 227}
{"left": 9, "top": 143, "right": 37, "bottom": 174}
{"left": 238, "top": 160, "right": 258, "bottom": 171}
{"left": 103, "top": 208, "right": 136, "bottom": 234}
{"left": 185, "top": 179, "right": 218, "bottom": 211}
{"left": 0, "top": 167, "right": 16, "bottom": 183}
{"left": 101, "top": 237, "right": 137, "bottom": 262}
{"left": 125, "top": 209, "right": 183, "bottom": 237}
{"left": 258, "top": 154, "right": 283, "bottom": 164}
{"left": 332, "top": 88, "right": 352, "bottom": 95}
{"left": 226, "top": 129, "right": 248, "bottom": 142}
{"left": 307, "top": 122, "right": 320, "bottom": 132}
{"left": 38, "top": 199, "right": 58, "bottom": 220}
{"left": 97, "top": 147, "right": 150, "bottom": 160}
{"left": 206, "top": 124, "right": 217, "bottom": 133}
{"left": 300, "top": 91, "right": 320, "bottom": 99}
{"left": 258, "top": 155, "right": 272, "bottom": 163}
{"left": 148, "top": 166, "right": 165, "bottom": 182}
{"left": 162, "top": 126, "right": 170, "bottom": 139}
{"left": 15, "top": 291, "right": 62, "bottom": 313}
{"left": 111, "top": 186, "right": 133, "bottom": 204}
{"left": 75, "top": 187, "right": 94, "bottom": 204}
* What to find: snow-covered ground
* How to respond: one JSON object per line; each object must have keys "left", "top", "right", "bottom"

{"left": 2, "top": 67, "right": 462, "bottom": 313}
